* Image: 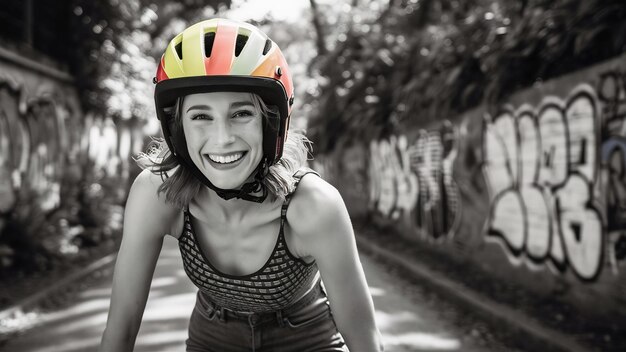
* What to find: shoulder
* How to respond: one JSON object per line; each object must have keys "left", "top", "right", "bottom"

{"left": 291, "top": 173, "right": 342, "bottom": 208}
{"left": 125, "top": 169, "right": 182, "bottom": 238}
{"left": 128, "top": 168, "right": 167, "bottom": 201}
{"left": 286, "top": 173, "right": 347, "bottom": 238}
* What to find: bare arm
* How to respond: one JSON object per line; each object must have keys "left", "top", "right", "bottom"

{"left": 289, "top": 175, "right": 384, "bottom": 352}
{"left": 99, "top": 169, "right": 180, "bottom": 352}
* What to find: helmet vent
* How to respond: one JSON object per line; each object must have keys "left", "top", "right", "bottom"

{"left": 262, "top": 39, "right": 272, "bottom": 55}
{"left": 204, "top": 32, "right": 216, "bottom": 57}
{"left": 235, "top": 34, "right": 249, "bottom": 57}
{"left": 174, "top": 42, "right": 183, "bottom": 60}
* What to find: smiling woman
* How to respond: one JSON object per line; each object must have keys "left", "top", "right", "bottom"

{"left": 182, "top": 93, "right": 264, "bottom": 191}
{"left": 136, "top": 90, "right": 308, "bottom": 208}
{"left": 100, "top": 18, "right": 383, "bottom": 352}
{"left": 186, "top": 93, "right": 261, "bottom": 186}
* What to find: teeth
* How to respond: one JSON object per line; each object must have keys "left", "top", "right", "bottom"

{"left": 207, "top": 152, "right": 244, "bottom": 164}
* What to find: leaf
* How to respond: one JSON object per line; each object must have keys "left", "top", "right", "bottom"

{"left": 613, "top": 22, "right": 626, "bottom": 50}
{"left": 446, "top": 65, "right": 463, "bottom": 86}
{"left": 461, "top": 82, "right": 479, "bottom": 107}
{"left": 574, "top": 25, "right": 608, "bottom": 55}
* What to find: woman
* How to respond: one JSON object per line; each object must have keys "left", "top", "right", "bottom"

{"left": 100, "top": 18, "right": 383, "bottom": 352}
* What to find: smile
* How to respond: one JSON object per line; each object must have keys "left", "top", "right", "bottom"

{"left": 206, "top": 152, "right": 246, "bottom": 164}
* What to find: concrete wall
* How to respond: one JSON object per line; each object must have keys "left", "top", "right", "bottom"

{"left": 0, "top": 50, "right": 141, "bottom": 222}
{"left": 314, "top": 53, "right": 626, "bottom": 321}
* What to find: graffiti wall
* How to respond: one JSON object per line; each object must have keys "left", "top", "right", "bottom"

{"left": 483, "top": 86, "right": 604, "bottom": 281}
{"left": 367, "top": 123, "right": 461, "bottom": 240}
{"left": 598, "top": 69, "right": 626, "bottom": 275}
{"left": 324, "top": 53, "right": 626, "bottom": 317}
{"left": 0, "top": 55, "right": 137, "bottom": 230}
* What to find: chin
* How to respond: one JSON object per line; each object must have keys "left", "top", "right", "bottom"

{"left": 205, "top": 168, "right": 257, "bottom": 190}
{"left": 193, "top": 159, "right": 251, "bottom": 189}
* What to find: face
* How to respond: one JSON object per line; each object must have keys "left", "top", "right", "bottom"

{"left": 181, "top": 92, "right": 263, "bottom": 190}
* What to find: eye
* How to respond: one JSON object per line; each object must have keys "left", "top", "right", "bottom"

{"left": 190, "top": 113, "right": 212, "bottom": 121}
{"left": 232, "top": 110, "right": 255, "bottom": 119}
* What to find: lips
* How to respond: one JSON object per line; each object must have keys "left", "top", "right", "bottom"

{"left": 205, "top": 151, "right": 246, "bottom": 164}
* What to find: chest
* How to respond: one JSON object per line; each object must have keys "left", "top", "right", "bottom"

{"left": 186, "top": 206, "right": 302, "bottom": 276}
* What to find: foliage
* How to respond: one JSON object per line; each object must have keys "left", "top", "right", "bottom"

{"left": 65, "top": 0, "right": 137, "bottom": 114}
{"left": 0, "top": 1, "right": 236, "bottom": 281}
{"left": 66, "top": 0, "right": 232, "bottom": 117}
{"left": 306, "top": 0, "right": 626, "bottom": 153}
{"left": 0, "top": 165, "right": 123, "bottom": 274}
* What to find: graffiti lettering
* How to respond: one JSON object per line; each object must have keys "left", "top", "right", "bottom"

{"left": 27, "top": 101, "right": 63, "bottom": 212}
{"left": 598, "top": 69, "right": 626, "bottom": 271}
{"left": 0, "top": 79, "right": 124, "bottom": 218}
{"left": 369, "top": 135, "right": 418, "bottom": 219}
{"left": 598, "top": 70, "right": 626, "bottom": 125}
{"left": 483, "top": 85, "right": 603, "bottom": 281}
{"left": 0, "top": 84, "right": 25, "bottom": 213}
{"left": 368, "top": 122, "right": 461, "bottom": 239}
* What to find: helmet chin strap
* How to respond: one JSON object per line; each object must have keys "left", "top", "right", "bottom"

{"left": 168, "top": 117, "right": 269, "bottom": 203}
{"left": 179, "top": 154, "right": 269, "bottom": 203}
{"left": 212, "top": 158, "right": 269, "bottom": 203}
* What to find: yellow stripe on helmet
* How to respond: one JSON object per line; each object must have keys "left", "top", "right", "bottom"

{"left": 162, "top": 34, "right": 185, "bottom": 78}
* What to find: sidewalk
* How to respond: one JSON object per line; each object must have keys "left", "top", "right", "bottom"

{"left": 0, "top": 236, "right": 196, "bottom": 352}
{"left": 0, "top": 234, "right": 509, "bottom": 352}
{"left": 354, "top": 225, "right": 597, "bottom": 352}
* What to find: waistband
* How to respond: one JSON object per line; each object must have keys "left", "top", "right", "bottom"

{"left": 198, "top": 279, "right": 325, "bottom": 326}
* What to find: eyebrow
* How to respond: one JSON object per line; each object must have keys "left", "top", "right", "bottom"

{"left": 186, "top": 101, "right": 254, "bottom": 113}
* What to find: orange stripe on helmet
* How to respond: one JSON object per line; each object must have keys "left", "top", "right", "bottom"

{"left": 204, "top": 22, "right": 237, "bottom": 75}
{"left": 252, "top": 46, "right": 293, "bottom": 101}
{"left": 156, "top": 56, "right": 169, "bottom": 82}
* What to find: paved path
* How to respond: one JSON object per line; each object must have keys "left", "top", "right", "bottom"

{"left": 1, "top": 237, "right": 195, "bottom": 352}
{"left": 364, "top": 257, "right": 497, "bottom": 352}
{"left": 1, "top": 236, "right": 507, "bottom": 352}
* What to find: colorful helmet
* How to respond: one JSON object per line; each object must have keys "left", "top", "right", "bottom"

{"left": 154, "top": 18, "right": 295, "bottom": 166}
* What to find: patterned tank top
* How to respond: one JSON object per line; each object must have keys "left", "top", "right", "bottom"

{"left": 178, "top": 169, "right": 320, "bottom": 313}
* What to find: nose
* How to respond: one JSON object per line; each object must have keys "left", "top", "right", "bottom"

{"left": 213, "top": 119, "right": 236, "bottom": 145}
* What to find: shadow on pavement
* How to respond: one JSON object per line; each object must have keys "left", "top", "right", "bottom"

{"left": 1, "top": 236, "right": 196, "bottom": 352}
{"left": 1, "top": 236, "right": 503, "bottom": 352}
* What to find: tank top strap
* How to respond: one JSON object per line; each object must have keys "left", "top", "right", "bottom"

{"left": 179, "top": 206, "right": 190, "bottom": 237}
{"left": 280, "top": 168, "right": 320, "bottom": 227}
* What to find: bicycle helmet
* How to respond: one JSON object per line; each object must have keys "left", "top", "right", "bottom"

{"left": 153, "top": 18, "right": 295, "bottom": 202}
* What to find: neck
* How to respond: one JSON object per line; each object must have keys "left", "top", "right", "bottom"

{"left": 194, "top": 185, "right": 264, "bottom": 222}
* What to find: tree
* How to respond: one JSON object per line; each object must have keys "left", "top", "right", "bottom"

{"left": 306, "top": 0, "right": 626, "bottom": 153}
{"left": 67, "top": 0, "right": 232, "bottom": 115}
